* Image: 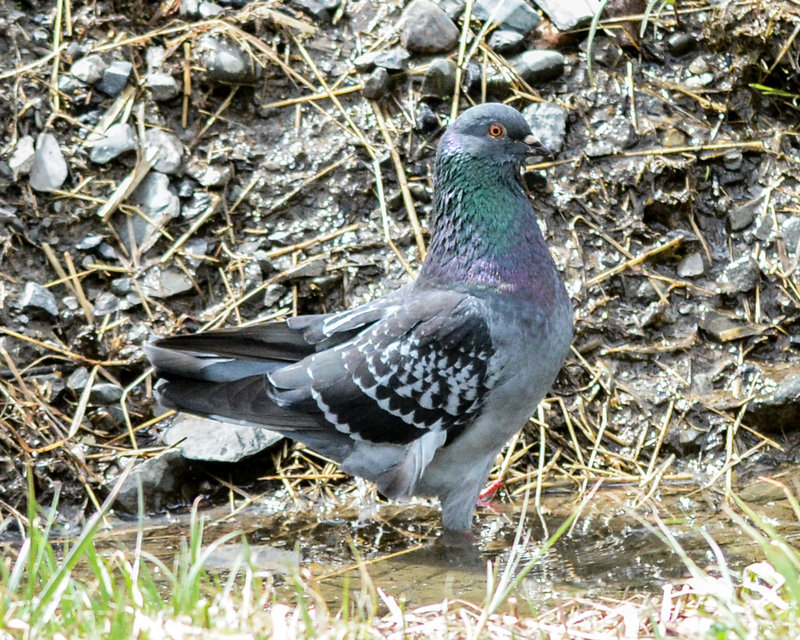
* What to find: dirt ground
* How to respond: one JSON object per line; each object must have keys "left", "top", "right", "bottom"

{"left": 1, "top": 0, "right": 800, "bottom": 525}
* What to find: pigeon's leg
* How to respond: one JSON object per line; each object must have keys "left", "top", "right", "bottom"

{"left": 477, "top": 478, "right": 503, "bottom": 506}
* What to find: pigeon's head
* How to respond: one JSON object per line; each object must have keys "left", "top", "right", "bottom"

{"left": 438, "top": 103, "right": 549, "bottom": 167}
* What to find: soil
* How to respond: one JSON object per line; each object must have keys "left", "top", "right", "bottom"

{"left": 1, "top": 0, "right": 800, "bottom": 525}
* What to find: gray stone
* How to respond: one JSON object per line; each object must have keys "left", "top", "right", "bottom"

{"left": 437, "top": 0, "right": 465, "bottom": 19}
{"left": 76, "top": 234, "right": 104, "bottom": 251}
{"left": 94, "top": 291, "right": 121, "bottom": 316}
{"left": 782, "top": 216, "right": 800, "bottom": 254}
{"left": 163, "top": 414, "right": 283, "bottom": 462}
{"left": 146, "top": 46, "right": 167, "bottom": 71}
{"left": 180, "top": 0, "right": 200, "bottom": 17}
{"left": 362, "top": 67, "right": 392, "bottom": 100}
{"left": 718, "top": 254, "right": 758, "bottom": 294}
{"left": 746, "top": 373, "right": 800, "bottom": 432}
{"left": 513, "top": 50, "right": 565, "bottom": 84}
{"left": 415, "top": 101, "right": 440, "bottom": 132}
{"left": 487, "top": 29, "right": 525, "bottom": 54}
{"left": 473, "top": 0, "right": 541, "bottom": 35}
{"left": 90, "top": 383, "right": 123, "bottom": 405}
{"left": 185, "top": 160, "right": 232, "bottom": 187}
{"left": 67, "top": 367, "right": 91, "bottom": 392}
{"left": 19, "top": 281, "right": 58, "bottom": 317}
{"left": 531, "top": 0, "right": 597, "bottom": 31}
{"left": 198, "top": 34, "right": 261, "bottom": 84}
{"left": 70, "top": 54, "right": 107, "bottom": 84}
{"left": 145, "top": 128, "right": 185, "bottom": 174}
{"left": 699, "top": 310, "right": 766, "bottom": 342}
{"left": 676, "top": 252, "right": 704, "bottom": 278}
{"left": 421, "top": 58, "right": 457, "bottom": 100}
{"left": 728, "top": 198, "right": 758, "bottom": 231}
{"left": 97, "top": 60, "right": 133, "bottom": 96}
{"left": 353, "top": 47, "right": 410, "bottom": 73}
{"left": 139, "top": 266, "right": 194, "bottom": 299}
{"left": 114, "top": 449, "right": 191, "bottom": 514}
{"left": 147, "top": 71, "right": 180, "bottom": 101}
{"left": 9, "top": 135, "right": 35, "bottom": 178}
{"left": 198, "top": 0, "right": 224, "bottom": 17}
{"left": 522, "top": 102, "right": 568, "bottom": 153}
{"left": 399, "top": 0, "right": 459, "bottom": 54}
{"left": 89, "top": 123, "right": 137, "bottom": 164}
{"left": 667, "top": 32, "right": 696, "bottom": 56}
{"left": 291, "top": 0, "right": 332, "bottom": 21}
{"left": 29, "top": 133, "right": 68, "bottom": 192}
{"left": 58, "top": 75, "right": 86, "bottom": 94}
{"left": 122, "top": 172, "right": 181, "bottom": 252}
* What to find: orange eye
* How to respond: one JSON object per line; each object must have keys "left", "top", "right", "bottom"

{"left": 488, "top": 123, "right": 504, "bottom": 137}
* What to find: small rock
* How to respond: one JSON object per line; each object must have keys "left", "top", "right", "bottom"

{"left": 728, "top": 198, "right": 758, "bottom": 231}
{"left": 29, "top": 133, "right": 68, "bottom": 192}
{"left": 586, "top": 115, "right": 637, "bottom": 155}
{"left": 677, "top": 252, "right": 704, "bottom": 278}
{"left": 667, "top": 32, "right": 696, "bottom": 56}
{"left": 699, "top": 309, "right": 766, "bottom": 342}
{"left": 640, "top": 300, "right": 675, "bottom": 329}
{"left": 353, "top": 47, "right": 410, "bottom": 73}
{"left": 114, "top": 449, "right": 192, "bottom": 514}
{"left": 163, "top": 414, "right": 283, "bottom": 462}
{"left": 19, "top": 282, "right": 58, "bottom": 318}
{"left": 362, "top": 67, "right": 392, "bottom": 100}
{"left": 415, "top": 102, "right": 440, "bottom": 132}
{"left": 437, "top": 0, "right": 465, "bottom": 19}
{"left": 123, "top": 172, "right": 181, "bottom": 252}
{"left": 198, "top": 34, "right": 261, "bottom": 84}
{"left": 89, "top": 123, "right": 137, "bottom": 164}
{"left": 530, "top": 0, "right": 596, "bottom": 31}
{"left": 147, "top": 71, "right": 180, "bottom": 101}
{"left": 67, "top": 367, "right": 90, "bottom": 392}
{"left": 688, "top": 57, "right": 709, "bottom": 75}
{"left": 745, "top": 374, "right": 800, "bottom": 432}
{"left": 291, "top": 0, "right": 331, "bottom": 20}
{"left": 487, "top": 29, "right": 525, "bottom": 54}
{"left": 399, "top": 0, "right": 459, "bottom": 54}
{"left": 718, "top": 254, "right": 758, "bottom": 294}
{"left": 145, "top": 128, "right": 185, "bottom": 174}
{"left": 70, "top": 54, "right": 107, "bottom": 84}
{"left": 94, "top": 291, "right": 121, "bottom": 316}
{"left": 139, "top": 266, "right": 194, "bottom": 299}
{"left": 182, "top": 192, "right": 213, "bottom": 218}
{"left": 782, "top": 216, "right": 800, "bottom": 254}
{"left": 473, "top": 0, "right": 541, "bottom": 34}
{"left": 421, "top": 58, "right": 457, "bottom": 100}
{"left": 9, "top": 135, "right": 35, "bottom": 178}
{"left": 180, "top": 0, "right": 200, "bottom": 17}
{"left": 146, "top": 46, "right": 167, "bottom": 71}
{"left": 198, "top": 0, "right": 224, "bottom": 17}
{"left": 76, "top": 234, "right": 104, "bottom": 250}
{"left": 513, "top": 50, "right": 565, "bottom": 84}
{"left": 185, "top": 160, "right": 233, "bottom": 187}
{"left": 90, "top": 383, "right": 123, "bottom": 405}
{"left": 521, "top": 102, "right": 568, "bottom": 153}
{"left": 462, "top": 61, "right": 482, "bottom": 94}
{"left": 97, "top": 60, "right": 133, "bottom": 96}
{"left": 58, "top": 75, "right": 86, "bottom": 95}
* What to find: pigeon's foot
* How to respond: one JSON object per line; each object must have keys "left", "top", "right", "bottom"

{"left": 477, "top": 477, "right": 503, "bottom": 506}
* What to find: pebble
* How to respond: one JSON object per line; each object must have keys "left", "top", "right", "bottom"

{"left": 667, "top": 32, "right": 696, "bottom": 56}
{"left": 90, "top": 383, "right": 124, "bottom": 405}
{"left": 728, "top": 198, "right": 758, "bottom": 231}
{"left": 745, "top": 373, "right": 800, "bottom": 432}
{"left": 438, "top": 0, "right": 465, "bottom": 19}
{"left": 147, "top": 72, "right": 180, "bottom": 101}
{"left": 58, "top": 75, "right": 85, "bottom": 96}
{"left": 585, "top": 115, "right": 637, "bottom": 155}
{"left": 181, "top": 0, "right": 200, "bottom": 16}
{"left": 163, "top": 414, "right": 283, "bottom": 462}
{"left": 421, "top": 58, "right": 457, "bottom": 100}
{"left": 487, "top": 29, "right": 525, "bottom": 54}
{"left": 182, "top": 192, "right": 213, "bottom": 218}
{"left": 67, "top": 367, "right": 90, "bottom": 392}
{"left": 473, "top": 0, "right": 541, "bottom": 35}
{"left": 29, "top": 133, "right": 68, "bottom": 192}
{"left": 782, "top": 216, "right": 800, "bottom": 254}
{"left": 145, "top": 128, "right": 185, "bottom": 174}
{"left": 139, "top": 265, "right": 194, "bottom": 299}
{"left": 415, "top": 101, "right": 440, "bottom": 132}
{"left": 123, "top": 172, "right": 181, "bottom": 252}
{"left": 115, "top": 449, "right": 191, "bottom": 514}
{"left": 718, "top": 254, "right": 758, "bottom": 294}
{"left": 146, "top": 46, "right": 167, "bottom": 71}
{"left": 353, "top": 47, "right": 410, "bottom": 73}
{"left": 9, "top": 135, "right": 35, "bottom": 178}
{"left": 362, "top": 67, "right": 392, "bottom": 100}
{"left": 185, "top": 160, "right": 233, "bottom": 187}
{"left": 97, "top": 60, "right": 133, "bottom": 96}
{"left": 198, "top": 0, "right": 224, "bottom": 17}
{"left": 19, "top": 281, "right": 58, "bottom": 318}
{"left": 198, "top": 34, "right": 260, "bottom": 84}
{"left": 531, "top": 0, "right": 596, "bottom": 30}
{"left": 399, "top": 0, "right": 459, "bottom": 54}
{"left": 521, "top": 101, "right": 568, "bottom": 153}
{"left": 93, "top": 291, "right": 121, "bottom": 316}
{"left": 89, "top": 123, "right": 137, "bottom": 164}
{"left": 688, "top": 57, "right": 709, "bottom": 75}
{"left": 291, "top": 0, "right": 332, "bottom": 21}
{"left": 676, "top": 252, "right": 704, "bottom": 278}
{"left": 513, "top": 49, "right": 565, "bottom": 84}
{"left": 76, "top": 234, "right": 104, "bottom": 250}
{"left": 70, "top": 54, "right": 107, "bottom": 84}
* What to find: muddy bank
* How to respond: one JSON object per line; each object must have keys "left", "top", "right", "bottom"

{"left": 1, "top": 0, "right": 799, "bottom": 521}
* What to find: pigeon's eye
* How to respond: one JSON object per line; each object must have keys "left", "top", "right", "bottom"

{"left": 488, "top": 123, "right": 504, "bottom": 138}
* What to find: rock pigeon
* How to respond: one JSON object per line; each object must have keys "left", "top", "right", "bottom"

{"left": 146, "top": 103, "right": 573, "bottom": 531}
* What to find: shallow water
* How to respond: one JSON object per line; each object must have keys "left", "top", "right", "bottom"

{"left": 94, "top": 470, "right": 800, "bottom": 611}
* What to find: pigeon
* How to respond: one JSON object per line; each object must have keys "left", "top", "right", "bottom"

{"left": 146, "top": 103, "right": 573, "bottom": 531}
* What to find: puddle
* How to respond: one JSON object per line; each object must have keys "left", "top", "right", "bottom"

{"left": 86, "top": 471, "right": 800, "bottom": 611}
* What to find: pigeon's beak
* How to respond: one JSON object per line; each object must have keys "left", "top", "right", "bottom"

{"left": 522, "top": 134, "right": 553, "bottom": 159}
